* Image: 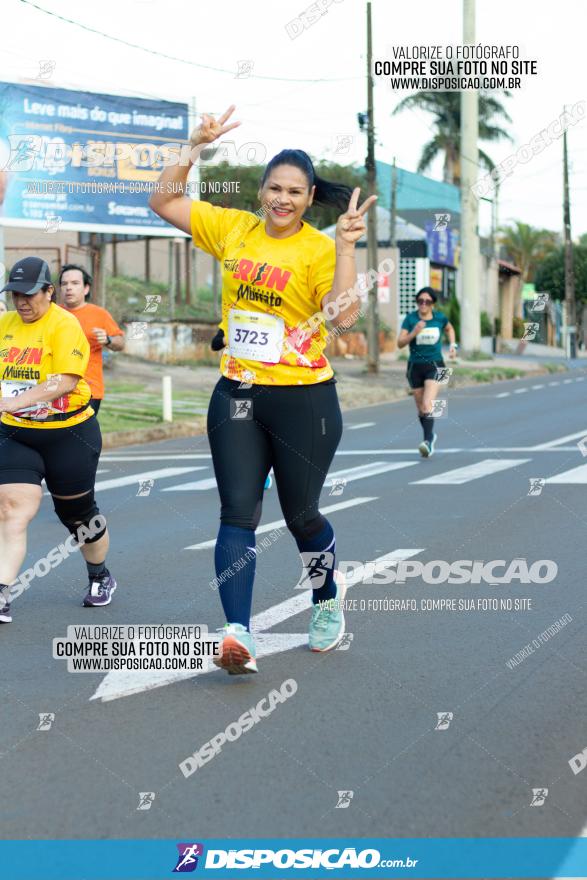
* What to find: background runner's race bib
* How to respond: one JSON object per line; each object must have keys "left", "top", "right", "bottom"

{"left": 416, "top": 326, "right": 441, "bottom": 345}
{"left": 228, "top": 310, "right": 284, "bottom": 364}
{"left": 1, "top": 379, "right": 52, "bottom": 419}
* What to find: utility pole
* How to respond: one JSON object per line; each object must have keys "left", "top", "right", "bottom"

{"left": 365, "top": 1, "right": 379, "bottom": 373}
{"left": 563, "top": 118, "right": 576, "bottom": 358}
{"left": 390, "top": 157, "right": 397, "bottom": 248}
{"left": 459, "top": 0, "right": 481, "bottom": 354}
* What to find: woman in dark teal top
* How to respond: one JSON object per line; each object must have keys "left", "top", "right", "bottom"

{"left": 398, "top": 287, "right": 457, "bottom": 457}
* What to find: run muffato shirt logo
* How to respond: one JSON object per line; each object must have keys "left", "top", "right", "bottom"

{"left": 191, "top": 200, "right": 336, "bottom": 385}
{"left": 0, "top": 303, "right": 92, "bottom": 430}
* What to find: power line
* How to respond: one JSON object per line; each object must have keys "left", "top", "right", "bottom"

{"left": 19, "top": 0, "right": 362, "bottom": 84}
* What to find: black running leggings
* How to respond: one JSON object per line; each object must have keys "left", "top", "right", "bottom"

{"left": 207, "top": 377, "right": 343, "bottom": 541}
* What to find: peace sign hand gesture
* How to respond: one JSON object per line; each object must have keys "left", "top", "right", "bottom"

{"left": 190, "top": 104, "right": 241, "bottom": 148}
{"left": 335, "top": 188, "right": 378, "bottom": 247}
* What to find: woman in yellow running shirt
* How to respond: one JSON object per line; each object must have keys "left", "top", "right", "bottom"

{"left": 150, "top": 105, "right": 376, "bottom": 675}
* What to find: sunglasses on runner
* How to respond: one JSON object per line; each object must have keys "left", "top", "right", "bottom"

{"left": 416, "top": 297, "right": 433, "bottom": 305}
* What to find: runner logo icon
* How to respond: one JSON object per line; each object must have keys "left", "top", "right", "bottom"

{"left": 435, "top": 712, "right": 453, "bottom": 730}
{"left": 37, "top": 712, "right": 55, "bottom": 731}
{"left": 173, "top": 843, "right": 204, "bottom": 872}
{"left": 296, "top": 551, "right": 334, "bottom": 589}
{"left": 530, "top": 788, "right": 548, "bottom": 806}
{"left": 335, "top": 790, "right": 354, "bottom": 808}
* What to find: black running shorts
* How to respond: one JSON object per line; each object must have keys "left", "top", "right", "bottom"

{"left": 0, "top": 417, "right": 102, "bottom": 495}
{"left": 207, "top": 377, "right": 343, "bottom": 532}
{"left": 406, "top": 360, "right": 445, "bottom": 389}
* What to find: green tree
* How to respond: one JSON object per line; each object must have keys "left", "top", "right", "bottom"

{"left": 391, "top": 92, "right": 512, "bottom": 184}
{"left": 534, "top": 244, "right": 587, "bottom": 303}
{"left": 498, "top": 221, "right": 559, "bottom": 283}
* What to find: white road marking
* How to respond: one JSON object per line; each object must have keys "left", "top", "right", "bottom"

{"left": 531, "top": 384, "right": 545, "bottom": 390}
{"left": 100, "top": 454, "right": 212, "bottom": 462}
{"left": 495, "top": 392, "right": 511, "bottom": 398}
{"left": 531, "top": 429, "right": 587, "bottom": 450}
{"left": 513, "top": 388, "right": 529, "bottom": 394}
{"left": 546, "top": 464, "right": 587, "bottom": 484}
{"left": 164, "top": 462, "right": 415, "bottom": 493}
{"left": 163, "top": 477, "right": 217, "bottom": 492}
{"left": 334, "top": 448, "right": 557, "bottom": 455}
{"left": 412, "top": 459, "right": 530, "bottom": 485}
{"left": 325, "top": 461, "right": 417, "bottom": 485}
{"left": 347, "top": 422, "right": 376, "bottom": 430}
{"left": 250, "top": 549, "right": 424, "bottom": 633}
{"left": 95, "top": 467, "right": 206, "bottom": 492}
{"left": 91, "top": 548, "right": 424, "bottom": 702}
{"left": 548, "top": 381, "right": 560, "bottom": 387}
{"left": 563, "top": 378, "right": 573, "bottom": 384}
{"left": 184, "top": 496, "right": 378, "bottom": 550}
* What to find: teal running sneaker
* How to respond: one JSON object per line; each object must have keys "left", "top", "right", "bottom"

{"left": 418, "top": 433, "right": 436, "bottom": 458}
{"left": 308, "top": 572, "right": 347, "bottom": 652}
{"left": 213, "top": 623, "right": 258, "bottom": 675}
{"left": 264, "top": 473, "right": 273, "bottom": 490}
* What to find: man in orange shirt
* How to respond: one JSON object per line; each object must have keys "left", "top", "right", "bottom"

{"left": 58, "top": 264, "right": 125, "bottom": 414}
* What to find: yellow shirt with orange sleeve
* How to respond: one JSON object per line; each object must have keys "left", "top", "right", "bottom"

{"left": 0, "top": 303, "right": 92, "bottom": 429}
{"left": 61, "top": 302, "right": 123, "bottom": 399}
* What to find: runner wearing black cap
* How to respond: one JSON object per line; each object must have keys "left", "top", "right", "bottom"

{"left": 0, "top": 257, "right": 116, "bottom": 624}
{"left": 398, "top": 287, "right": 457, "bottom": 457}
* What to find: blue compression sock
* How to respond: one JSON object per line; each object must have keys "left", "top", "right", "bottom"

{"left": 214, "top": 524, "right": 256, "bottom": 630}
{"left": 295, "top": 520, "right": 337, "bottom": 605}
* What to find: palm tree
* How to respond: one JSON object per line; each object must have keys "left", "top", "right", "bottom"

{"left": 498, "top": 221, "right": 559, "bottom": 283}
{"left": 392, "top": 92, "right": 512, "bottom": 185}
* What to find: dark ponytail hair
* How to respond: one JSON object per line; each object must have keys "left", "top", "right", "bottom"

{"left": 261, "top": 149, "right": 352, "bottom": 212}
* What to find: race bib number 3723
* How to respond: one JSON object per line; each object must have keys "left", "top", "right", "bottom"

{"left": 228, "top": 310, "right": 284, "bottom": 364}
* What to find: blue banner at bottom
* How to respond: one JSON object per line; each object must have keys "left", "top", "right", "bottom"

{"left": 1, "top": 838, "right": 586, "bottom": 879}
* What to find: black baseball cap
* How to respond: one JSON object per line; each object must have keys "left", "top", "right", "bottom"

{"left": 1, "top": 257, "right": 52, "bottom": 295}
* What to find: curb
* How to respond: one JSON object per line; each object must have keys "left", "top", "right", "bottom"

{"left": 102, "top": 418, "right": 207, "bottom": 449}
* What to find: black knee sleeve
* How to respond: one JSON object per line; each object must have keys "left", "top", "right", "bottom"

{"left": 221, "top": 497, "right": 263, "bottom": 532}
{"left": 287, "top": 513, "right": 326, "bottom": 543}
{"left": 52, "top": 491, "right": 107, "bottom": 544}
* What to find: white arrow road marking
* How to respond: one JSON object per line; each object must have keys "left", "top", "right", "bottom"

{"left": 324, "top": 461, "right": 417, "bottom": 486}
{"left": 94, "top": 467, "right": 207, "bottom": 491}
{"left": 164, "top": 462, "right": 415, "bottom": 493}
{"left": 531, "top": 429, "right": 587, "bottom": 450}
{"left": 90, "top": 548, "right": 424, "bottom": 702}
{"left": 163, "top": 476, "right": 217, "bottom": 492}
{"left": 546, "top": 464, "right": 587, "bottom": 484}
{"left": 412, "top": 459, "right": 530, "bottom": 485}
{"left": 250, "top": 549, "right": 424, "bottom": 633}
{"left": 184, "top": 496, "right": 378, "bottom": 550}
{"left": 100, "top": 454, "right": 213, "bottom": 462}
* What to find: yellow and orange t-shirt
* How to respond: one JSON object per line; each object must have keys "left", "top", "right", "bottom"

{"left": 61, "top": 303, "right": 123, "bottom": 399}
{"left": 0, "top": 303, "right": 92, "bottom": 429}
{"left": 191, "top": 200, "right": 336, "bottom": 385}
